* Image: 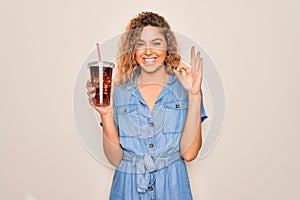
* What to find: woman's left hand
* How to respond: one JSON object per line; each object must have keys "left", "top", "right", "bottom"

{"left": 174, "top": 46, "right": 203, "bottom": 95}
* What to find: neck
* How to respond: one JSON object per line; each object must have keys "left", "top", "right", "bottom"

{"left": 137, "top": 68, "right": 169, "bottom": 86}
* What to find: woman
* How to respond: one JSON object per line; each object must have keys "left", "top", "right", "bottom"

{"left": 87, "top": 11, "right": 207, "bottom": 200}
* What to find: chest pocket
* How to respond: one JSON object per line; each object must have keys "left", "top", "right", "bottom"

{"left": 163, "top": 100, "right": 188, "bottom": 134}
{"left": 116, "top": 104, "right": 139, "bottom": 137}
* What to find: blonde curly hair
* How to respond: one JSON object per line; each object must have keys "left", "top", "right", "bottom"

{"left": 115, "top": 12, "right": 181, "bottom": 85}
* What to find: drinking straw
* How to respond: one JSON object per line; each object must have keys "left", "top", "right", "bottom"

{"left": 96, "top": 43, "right": 102, "bottom": 61}
{"left": 96, "top": 43, "right": 103, "bottom": 104}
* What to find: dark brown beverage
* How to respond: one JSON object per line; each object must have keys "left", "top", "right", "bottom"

{"left": 88, "top": 61, "right": 114, "bottom": 106}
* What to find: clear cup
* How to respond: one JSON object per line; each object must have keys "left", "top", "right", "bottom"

{"left": 88, "top": 61, "right": 114, "bottom": 106}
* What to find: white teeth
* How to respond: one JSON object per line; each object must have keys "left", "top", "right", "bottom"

{"left": 144, "top": 58, "right": 156, "bottom": 64}
{"left": 144, "top": 58, "right": 155, "bottom": 62}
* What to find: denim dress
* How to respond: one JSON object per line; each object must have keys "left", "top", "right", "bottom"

{"left": 109, "top": 74, "right": 208, "bottom": 200}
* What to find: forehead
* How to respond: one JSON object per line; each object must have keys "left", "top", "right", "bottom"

{"left": 139, "top": 26, "right": 165, "bottom": 41}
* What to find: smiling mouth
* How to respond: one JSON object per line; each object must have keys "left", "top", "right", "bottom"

{"left": 143, "top": 57, "right": 157, "bottom": 64}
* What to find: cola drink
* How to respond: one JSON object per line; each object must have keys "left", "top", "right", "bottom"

{"left": 88, "top": 61, "right": 114, "bottom": 106}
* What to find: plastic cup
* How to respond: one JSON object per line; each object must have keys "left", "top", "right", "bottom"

{"left": 88, "top": 61, "right": 114, "bottom": 106}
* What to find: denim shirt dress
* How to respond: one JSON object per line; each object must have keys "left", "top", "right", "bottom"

{"left": 109, "top": 74, "right": 208, "bottom": 200}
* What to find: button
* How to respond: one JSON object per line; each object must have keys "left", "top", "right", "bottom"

{"left": 149, "top": 122, "right": 154, "bottom": 127}
{"left": 123, "top": 109, "right": 127, "bottom": 113}
{"left": 175, "top": 104, "right": 180, "bottom": 108}
{"left": 149, "top": 143, "right": 154, "bottom": 148}
{"left": 148, "top": 186, "right": 154, "bottom": 191}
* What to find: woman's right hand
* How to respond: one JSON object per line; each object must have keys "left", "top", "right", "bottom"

{"left": 86, "top": 79, "right": 113, "bottom": 116}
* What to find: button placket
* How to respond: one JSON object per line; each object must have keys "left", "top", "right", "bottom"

{"left": 148, "top": 186, "right": 154, "bottom": 191}
{"left": 149, "top": 122, "right": 154, "bottom": 127}
{"left": 148, "top": 117, "right": 155, "bottom": 135}
{"left": 148, "top": 140, "right": 154, "bottom": 153}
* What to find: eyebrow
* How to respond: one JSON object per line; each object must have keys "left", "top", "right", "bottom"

{"left": 136, "top": 38, "right": 163, "bottom": 42}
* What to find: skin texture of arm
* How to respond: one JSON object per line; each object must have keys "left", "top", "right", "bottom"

{"left": 174, "top": 46, "right": 204, "bottom": 162}
{"left": 86, "top": 81, "right": 123, "bottom": 166}
{"left": 180, "top": 93, "right": 202, "bottom": 162}
{"left": 101, "top": 111, "right": 123, "bottom": 166}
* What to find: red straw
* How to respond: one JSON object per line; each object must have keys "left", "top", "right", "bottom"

{"left": 96, "top": 43, "right": 102, "bottom": 61}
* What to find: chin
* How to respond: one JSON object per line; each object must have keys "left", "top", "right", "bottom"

{"left": 140, "top": 64, "right": 164, "bottom": 73}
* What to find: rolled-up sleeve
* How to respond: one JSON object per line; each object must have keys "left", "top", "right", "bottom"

{"left": 200, "top": 89, "right": 208, "bottom": 123}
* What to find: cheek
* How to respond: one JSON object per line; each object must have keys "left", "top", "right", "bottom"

{"left": 135, "top": 51, "right": 143, "bottom": 64}
{"left": 135, "top": 49, "right": 143, "bottom": 58}
{"left": 159, "top": 51, "right": 167, "bottom": 62}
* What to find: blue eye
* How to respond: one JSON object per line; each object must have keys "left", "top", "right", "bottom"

{"left": 135, "top": 42, "right": 145, "bottom": 47}
{"left": 153, "top": 42, "right": 161, "bottom": 46}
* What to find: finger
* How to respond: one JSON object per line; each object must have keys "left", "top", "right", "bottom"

{"left": 88, "top": 95, "right": 95, "bottom": 107}
{"left": 195, "top": 51, "right": 200, "bottom": 70}
{"left": 87, "top": 90, "right": 96, "bottom": 99}
{"left": 200, "top": 57, "right": 203, "bottom": 75}
{"left": 87, "top": 94, "right": 96, "bottom": 101}
{"left": 86, "top": 79, "right": 92, "bottom": 89}
{"left": 190, "top": 46, "right": 196, "bottom": 68}
{"left": 176, "top": 64, "right": 190, "bottom": 76}
{"left": 87, "top": 86, "right": 96, "bottom": 94}
{"left": 197, "top": 57, "right": 203, "bottom": 85}
{"left": 87, "top": 93, "right": 95, "bottom": 101}
{"left": 87, "top": 88, "right": 96, "bottom": 100}
{"left": 87, "top": 93, "right": 96, "bottom": 100}
{"left": 176, "top": 64, "right": 189, "bottom": 72}
{"left": 173, "top": 68, "right": 185, "bottom": 83}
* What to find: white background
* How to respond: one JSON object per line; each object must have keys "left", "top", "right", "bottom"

{"left": 0, "top": 0, "right": 299, "bottom": 199}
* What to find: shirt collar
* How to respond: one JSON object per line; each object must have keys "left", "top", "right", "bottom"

{"left": 126, "top": 72, "right": 177, "bottom": 91}
{"left": 127, "top": 73, "right": 178, "bottom": 106}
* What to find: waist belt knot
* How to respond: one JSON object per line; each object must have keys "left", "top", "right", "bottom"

{"left": 121, "top": 151, "right": 182, "bottom": 193}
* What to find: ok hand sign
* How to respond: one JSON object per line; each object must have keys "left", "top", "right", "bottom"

{"left": 174, "top": 46, "right": 203, "bottom": 95}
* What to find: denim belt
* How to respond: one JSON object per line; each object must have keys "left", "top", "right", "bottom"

{"left": 119, "top": 150, "right": 182, "bottom": 193}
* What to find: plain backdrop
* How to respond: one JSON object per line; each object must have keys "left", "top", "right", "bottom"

{"left": 0, "top": 0, "right": 299, "bottom": 199}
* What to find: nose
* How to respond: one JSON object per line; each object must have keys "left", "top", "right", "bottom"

{"left": 145, "top": 45, "right": 152, "bottom": 55}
